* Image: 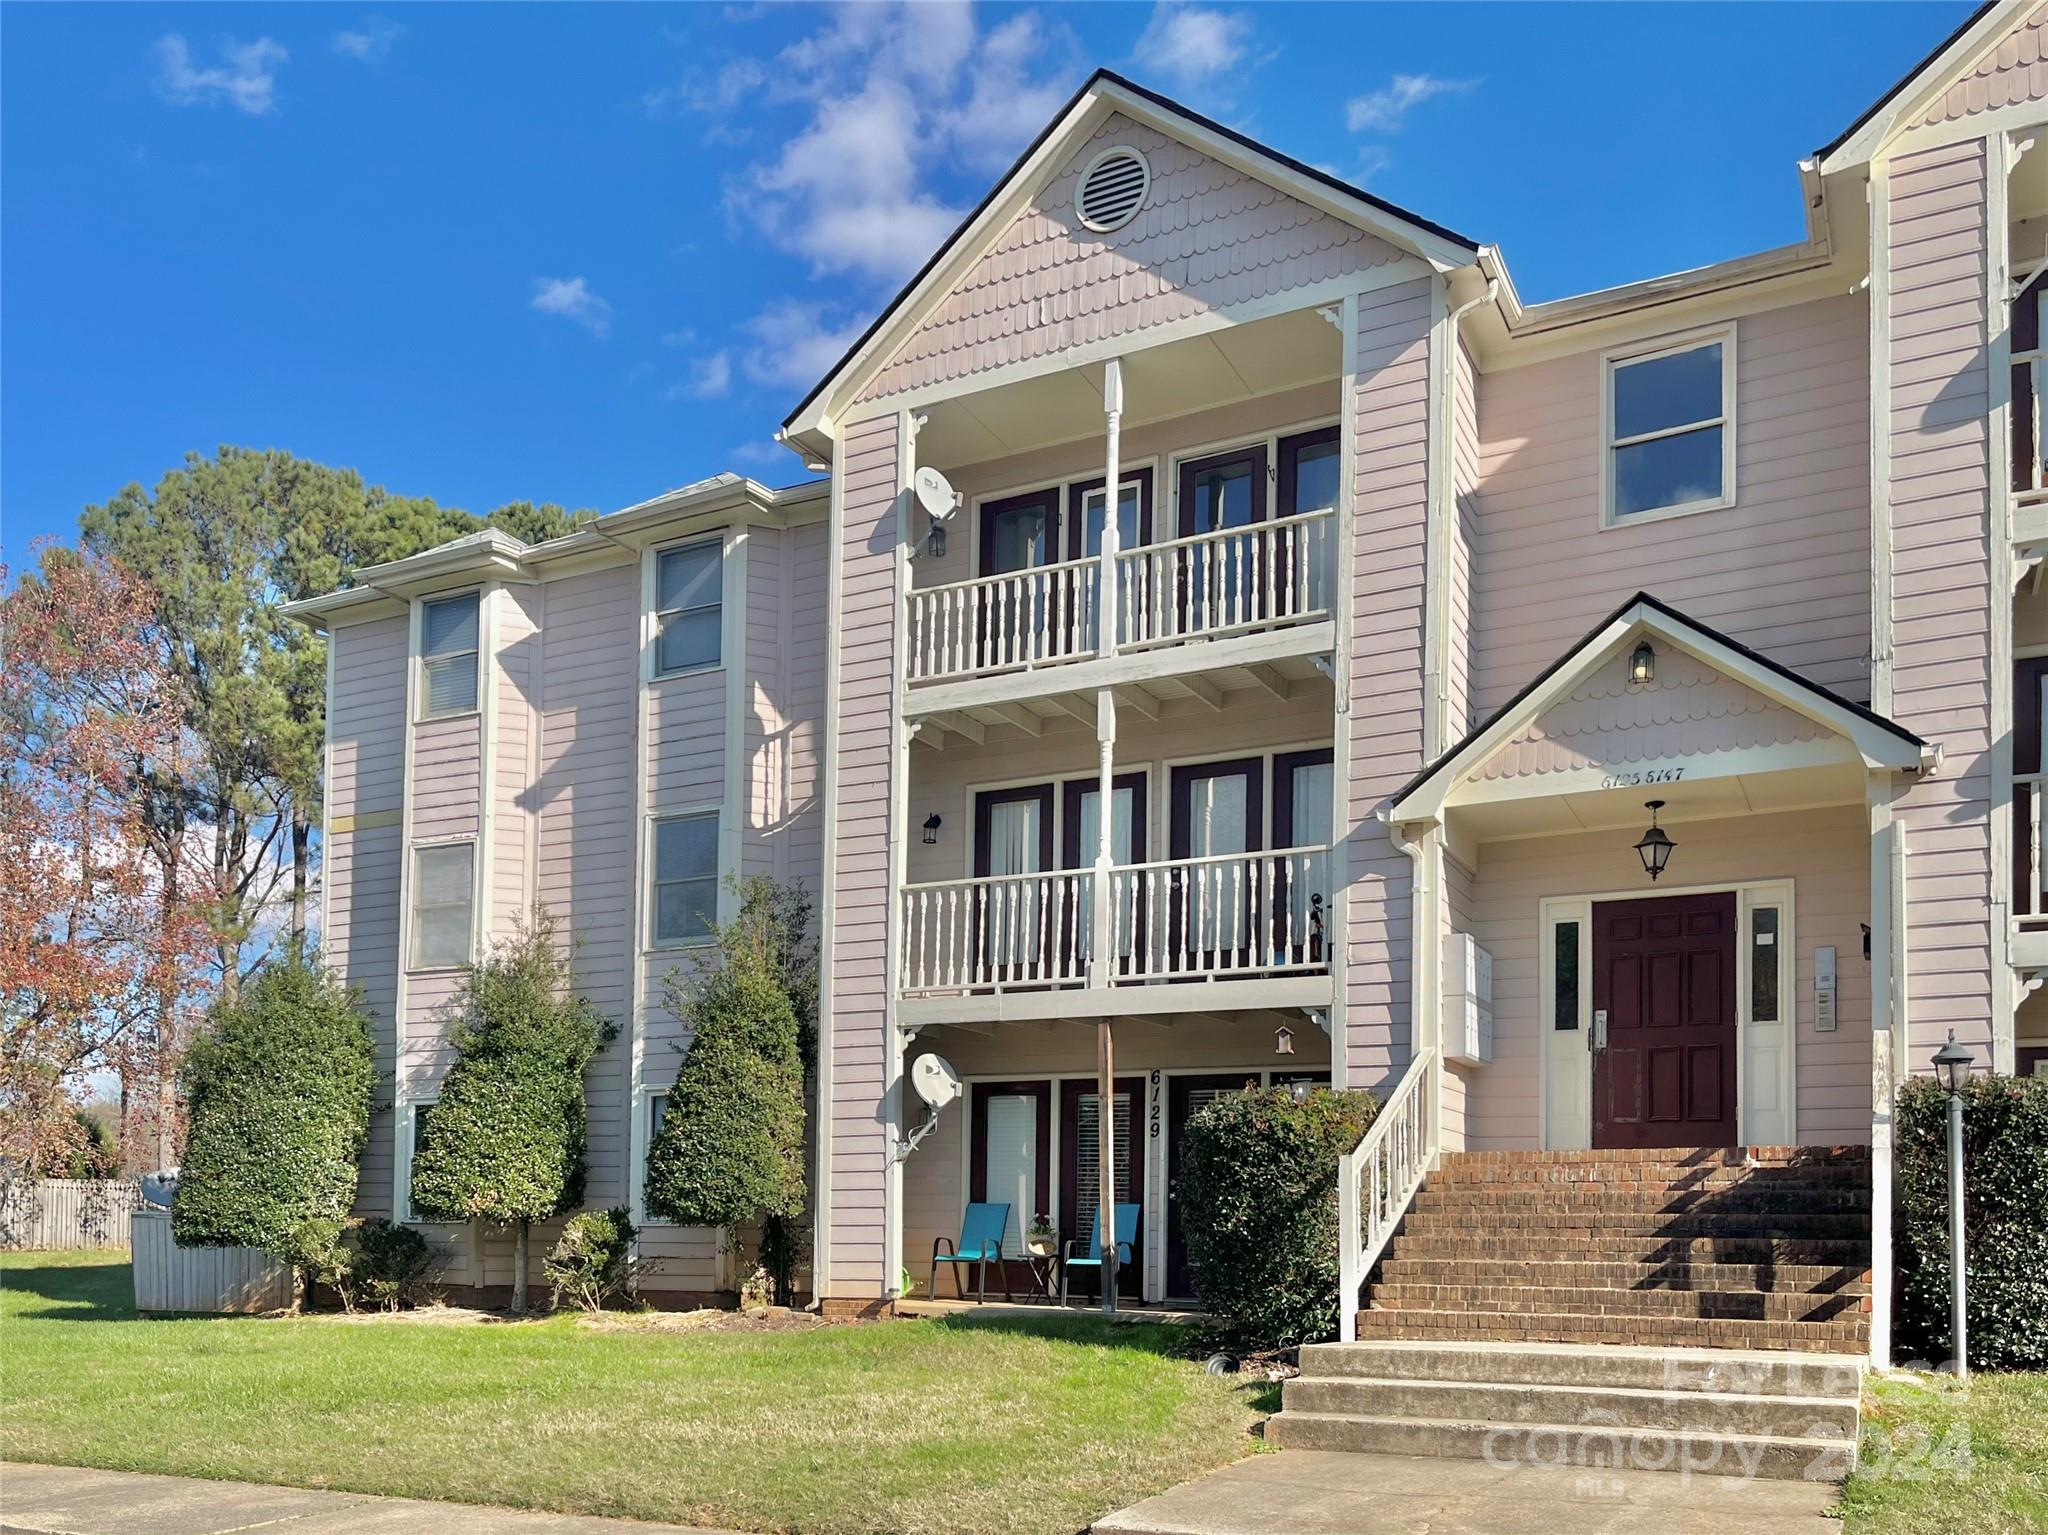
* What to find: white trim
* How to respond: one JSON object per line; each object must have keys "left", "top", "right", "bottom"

{"left": 1884, "top": 97, "right": 2048, "bottom": 162}
{"left": 644, "top": 804, "right": 724, "bottom": 952}
{"left": 885, "top": 410, "right": 915, "bottom": 1300}
{"left": 476, "top": 583, "right": 500, "bottom": 945}
{"left": 1870, "top": 161, "right": 1896, "bottom": 715}
{"left": 647, "top": 533, "right": 728, "bottom": 683}
{"left": 901, "top": 974, "right": 1334, "bottom": 1027}
{"left": 1330, "top": 291, "right": 1357, "bottom": 1094}
{"left": 318, "top": 631, "right": 336, "bottom": 948}
{"left": 1818, "top": 0, "right": 2038, "bottom": 173}
{"left": 406, "top": 837, "right": 479, "bottom": 973}
{"left": 720, "top": 526, "right": 748, "bottom": 929}
{"left": 392, "top": 602, "right": 421, "bottom": 1218}
{"left": 627, "top": 547, "right": 658, "bottom": 1231}
{"left": 416, "top": 587, "right": 484, "bottom": 722}
{"left": 1992, "top": 130, "right": 2019, "bottom": 1076}
{"left": 1423, "top": 279, "right": 1452, "bottom": 759}
{"left": 1537, "top": 879, "right": 1796, "bottom": 1152}
{"left": 1598, "top": 323, "right": 1738, "bottom": 529}
{"left": 397, "top": 1098, "right": 462, "bottom": 1227}
{"left": 814, "top": 426, "right": 846, "bottom": 1301}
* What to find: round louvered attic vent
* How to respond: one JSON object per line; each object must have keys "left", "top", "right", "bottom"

{"left": 1076, "top": 146, "right": 1150, "bottom": 233}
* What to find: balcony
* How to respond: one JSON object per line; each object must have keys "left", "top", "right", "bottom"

{"left": 2016, "top": 772, "right": 2048, "bottom": 968}
{"left": 896, "top": 845, "right": 1335, "bottom": 1023}
{"left": 904, "top": 509, "right": 1336, "bottom": 706}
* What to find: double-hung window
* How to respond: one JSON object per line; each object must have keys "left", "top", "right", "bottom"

{"left": 420, "top": 592, "right": 481, "bottom": 717}
{"left": 1604, "top": 330, "right": 1734, "bottom": 524}
{"left": 655, "top": 540, "right": 722, "bottom": 676}
{"left": 410, "top": 842, "right": 475, "bottom": 969}
{"left": 651, "top": 811, "right": 719, "bottom": 945}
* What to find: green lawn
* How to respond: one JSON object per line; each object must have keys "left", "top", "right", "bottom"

{"left": 1838, "top": 1368, "right": 2048, "bottom": 1534}
{"left": 0, "top": 1251, "right": 1266, "bottom": 1535}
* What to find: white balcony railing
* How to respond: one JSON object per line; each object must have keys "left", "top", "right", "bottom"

{"left": 1116, "top": 509, "right": 1334, "bottom": 651}
{"left": 2018, "top": 771, "right": 2048, "bottom": 926}
{"left": 2015, "top": 289, "right": 2048, "bottom": 508}
{"left": 901, "top": 509, "right": 1335, "bottom": 685}
{"left": 897, "top": 845, "right": 1332, "bottom": 997}
{"left": 1337, "top": 1045, "right": 1440, "bottom": 1343}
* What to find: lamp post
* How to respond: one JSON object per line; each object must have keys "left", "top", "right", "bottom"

{"left": 1931, "top": 1030, "right": 1974, "bottom": 1383}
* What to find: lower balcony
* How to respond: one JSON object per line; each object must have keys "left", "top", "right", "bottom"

{"left": 896, "top": 846, "right": 1335, "bottom": 1024}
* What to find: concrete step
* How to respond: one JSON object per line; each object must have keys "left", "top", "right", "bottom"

{"left": 1281, "top": 1375, "right": 1861, "bottom": 1438}
{"left": 1351, "top": 1306, "right": 1867, "bottom": 1352}
{"left": 1375, "top": 1257, "right": 1871, "bottom": 1294}
{"left": 1368, "top": 1282, "right": 1868, "bottom": 1323}
{"left": 1296, "top": 1340, "right": 1864, "bottom": 1397}
{"left": 1264, "top": 1410, "right": 1857, "bottom": 1481}
{"left": 1381, "top": 1234, "right": 1871, "bottom": 1266}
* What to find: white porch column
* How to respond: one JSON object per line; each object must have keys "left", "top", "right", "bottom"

{"left": 1097, "top": 359, "right": 1123, "bottom": 662}
{"left": 1868, "top": 772, "right": 1909, "bottom": 1369}
{"left": 1090, "top": 688, "right": 1117, "bottom": 987}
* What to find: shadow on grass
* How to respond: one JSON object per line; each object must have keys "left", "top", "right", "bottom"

{"left": 1, "top": 1258, "right": 139, "bottom": 1322}
{"left": 926, "top": 1311, "right": 1198, "bottom": 1358}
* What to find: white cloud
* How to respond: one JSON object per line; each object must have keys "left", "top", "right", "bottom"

{"left": 740, "top": 302, "right": 866, "bottom": 390}
{"left": 659, "top": 326, "right": 697, "bottom": 349}
{"left": 1345, "top": 73, "right": 1476, "bottom": 134}
{"left": 1133, "top": 4, "right": 1252, "bottom": 91}
{"left": 666, "top": 352, "right": 733, "bottom": 401}
{"left": 530, "top": 276, "right": 612, "bottom": 338}
{"left": 333, "top": 19, "right": 405, "bottom": 63}
{"left": 153, "top": 35, "right": 287, "bottom": 116}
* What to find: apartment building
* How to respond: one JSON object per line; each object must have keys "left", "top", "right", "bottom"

{"left": 292, "top": 1, "right": 2048, "bottom": 1368}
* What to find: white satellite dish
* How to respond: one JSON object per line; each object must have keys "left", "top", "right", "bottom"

{"left": 914, "top": 466, "right": 960, "bottom": 523}
{"left": 911, "top": 1053, "right": 963, "bottom": 1111}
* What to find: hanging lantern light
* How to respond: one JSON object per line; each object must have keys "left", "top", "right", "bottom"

{"left": 1634, "top": 799, "right": 1675, "bottom": 881}
{"left": 1629, "top": 639, "right": 1657, "bottom": 685}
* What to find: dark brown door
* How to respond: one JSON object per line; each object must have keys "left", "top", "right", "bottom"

{"left": 1177, "top": 446, "right": 1268, "bottom": 633}
{"left": 1271, "top": 748, "right": 1333, "bottom": 967}
{"left": 969, "top": 1081, "right": 1050, "bottom": 1294}
{"left": 1169, "top": 758, "right": 1265, "bottom": 972}
{"left": 1059, "top": 1075, "right": 1142, "bottom": 1299}
{"left": 978, "top": 488, "right": 1062, "bottom": 665}
{"left": 1592, "top": 893, "right": 1738, "bottom": 1149}
{"left": 1166, "top": 1073, "right": 1253, "bottom": 1299}
{"left": 973, "top": 784, "right": 1056, "bottom": 985}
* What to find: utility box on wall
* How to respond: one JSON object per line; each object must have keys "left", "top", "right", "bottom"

{"left": 1444, "top": 932, "right": 1493, "bottom": 1066}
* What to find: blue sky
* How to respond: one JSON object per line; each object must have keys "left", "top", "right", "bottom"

{"left": 1, "top": 1, "right": 1970, "bottom": 561}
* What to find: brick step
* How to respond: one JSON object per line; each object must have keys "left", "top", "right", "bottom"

{"left": 1281, "top": 1375, "right": 1861, "bottom": 1439}
{"left": 1381, "top": 1234, "right": 1871, "bottom": 1266}
{"left": 1427, "top": 1161, "right": 1871, "bottom": 1187}
{"left": 1352, "top": 1306, "right": 1867, "bottom": 1352}
{"left": 1297, "top": 1340, "right": 1864, "bottom": 1398}
{"left": 1376, "top": 1257, "right": 1870, "bottom": 1294}
{"left": 1409, "top": 1188, "right": 1872, "bottom": 1215}
{"left": 1437, "top": 1147, "right": 1869, "bottom": 1171}
{"left": 1368, "top": 1282, "right": 1868, "bottom": 1324}
{"left": 1264, "top": 1410, "right": 1856, "bottom": 1481}
{"left": 1390, "top": 1212, "right": 1871, "bottom": 1240}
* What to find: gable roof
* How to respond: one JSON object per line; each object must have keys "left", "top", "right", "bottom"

{"left": 1814, "top": 0, "right": 2032, "bottom": 171}
{"left": 1386, "top": 593, "right": 1930, "bottom": 824}
{"left": 779, "top": 69, "right": 1479, "bottom": 445}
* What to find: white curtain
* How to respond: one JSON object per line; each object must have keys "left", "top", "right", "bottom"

{"left": 982, "top": 1094, "right": 1037, "bottom": 1258}
{"left": 1287, "top": 762, "right": 1334, "bottom": 950}
{"left": 1074, "top": 785, "right": 1135, "bottom": 959}
{"left": 1189, "top": 775, "right": 1248, "bottom": 953}
{"left": 987, "top": 799, "right": 1041, "bottom": 971}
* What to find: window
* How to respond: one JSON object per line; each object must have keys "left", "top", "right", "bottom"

{"left": 649, "top": 1092, "right": 669, "bottom": 1142}
{"left": 1749, "top": 907, "right": 1780, "bottom": 1023}
{"left": 1605, "top": 332, "right": 1733, "bottom": 523}
{"left": 405, "top": 1100, "right": 438, "bottom": 1221}
{"left": 420, "top": 592, "right": 480, "bottom": 716}
{"left": 410, "top": 842, "right": 475, "bottom": 969}
{"left": 651, "top": 812, "right": 719, "bottom": 945}
{"left": 1553, "top": 919, "right": 1580, "bottom": 1030}
{"left": 654, "top": 541, "right": 722, "bottom": 676}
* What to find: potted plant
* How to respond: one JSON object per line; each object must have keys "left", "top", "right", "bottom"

{"left": 1025, "top": 1214, "right": 1056, "bottom": 1258}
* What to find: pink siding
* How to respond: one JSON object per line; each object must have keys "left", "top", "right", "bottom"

{"left": 783, "top": 522, "right": 830, "bottom": 895}
{"left": 1471, "top": 650, "right": 1830, "bottom": 785}
{"left": 1448, "top": 338, "right": 1480, "bottom": 740}
{"left": 491, "top": 586, "right": 540, "bottom": 936}
{"left": 1471, "top": 296, "right": 1872, "bottom": 716}
{"left": 1440, "top": 854, "right": 1475, "bottom": 1152}
{"left": 324, "top": 615, "right": 407, "bottom": 1218}
{"left": 409, "top": 714, "right": 478, "bottom": 843}
{"left": 1887, "top": 139, "right": 1995, "bottom": 1063}
{"left": 743, "top": 525, "right": 785, "bottom": 884}
{"left": 858, "top": 113, "right": 1404, "bottom": 406}
{"left": 1914, "top": 4, "right": 2048, "bottom": 128}
{"left": 824, "top": 413, "right": 901, "bottom": 1296}
{"left": 1464, "top": 808, "right": 1873, "bottom": 1148}
{"left": 1344, "top": 277, "right": 1434, "bottom": 1091}
{"left": 536, "top": 565, "right": 638, "bottom": 1207}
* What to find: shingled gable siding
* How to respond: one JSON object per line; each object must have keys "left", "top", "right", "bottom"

{"left": 1888, "top": 138, "right": 1997, "bottom": 1064}
{"left": 325, "top": 614, "right": 407, "bottom": 1218}
{"left": 856, "top": 113, "right": 1406, "bottom": 407}
{"left": 1914, "top": 3, "right": 2048, "bottom": 130}
{"left": 825, "top": 413, "right": 902, "bottom": 1297}
{"left": 1344, "top": 277, "right": 1435, "bottom": 1093}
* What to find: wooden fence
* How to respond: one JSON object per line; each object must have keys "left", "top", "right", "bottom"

{"left": 131, "top": 1209, "right": 293, "bottom": 1314}
{"left": 0, "top": 1178, "right": 139, "bottom": 1251}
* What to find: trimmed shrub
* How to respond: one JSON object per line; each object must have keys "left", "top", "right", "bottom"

{"left": 1895, "top": 1072, "right": 2048, "bottom": 1370}
{"left": 173, "top": 951, "right": 376, "bottom": 1286}
{"left": 644, "top": 878, "right": 808, "bottom": 1302}
{"left": 409, "top": 907, "right": 614, "bottom": 1310}
{"left": 545, "top": 1208, "right": 639, "bottom": 1312}
{"left": 346, "top": 1218, "right": 435, "bottom": 1311}
{"left": 1177, "top": 1083, "right": 1379, "bottom": 1353}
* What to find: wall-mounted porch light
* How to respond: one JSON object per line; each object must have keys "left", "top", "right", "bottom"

{"left": 1629, "top": 639, "right": 1657, "bottom": 685}
{"left": 1273, "top": 1024, "right": 1296, "bottom": 1057}
{"left": 1634, "top": 800, "right": 1675, "bottom": 881}
{"left": 922, "top": 813, "right": 943, "bottom": 845}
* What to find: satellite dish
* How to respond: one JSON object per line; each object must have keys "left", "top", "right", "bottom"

{"left": 911, "top": 1053, "right": 963, "bottom": 1112}
{"left": 914, "top": 466, "right": 960, "bottom": 523}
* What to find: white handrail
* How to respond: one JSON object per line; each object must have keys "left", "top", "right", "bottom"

{"left": 1337, "top": 1046, "right": 1439, "bottom": 1343}
{"left": 905, "top": 553, "right": 1100, "bottom": 682}
{"left": 1116, "top": 508, "right": 1333, "bottom": 649}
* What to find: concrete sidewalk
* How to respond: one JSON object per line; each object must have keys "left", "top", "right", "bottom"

{"left": 1092, "top": 1449, "right": 1843, "bottom": 1535}
{"left": 0, "top": 1464, "right": 744, "bottom": 1535}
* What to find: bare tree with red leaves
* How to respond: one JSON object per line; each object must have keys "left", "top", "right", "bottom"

{"left": 1, "top": 546, "right": 214, "bottom": 1173}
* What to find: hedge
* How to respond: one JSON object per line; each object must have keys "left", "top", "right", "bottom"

{"left": 1176, "top": 1083, "right": 1379, "bottom": 1353}
{"left": 173, "top": 952, "right": 375, "bottom": 1270}
{"left": 1894, "top": 1072, "right": 2048, "bottom": 1371}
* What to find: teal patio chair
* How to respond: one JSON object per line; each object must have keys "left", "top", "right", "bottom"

{"left": 930, "top": 1201, "right": 1013, "bottom": 1303}
{"left": 1061, "top": 1202, "right": 1140, "bottom": 1307}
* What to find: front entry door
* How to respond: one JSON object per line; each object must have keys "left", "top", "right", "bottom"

{"left": 1592, "top": 893, "right": 1738, "bottom": 1149}
{"left": 1166, "top": 1074, "right": 1250, "bottom": 1299}
{"left": 1059, "top": 1076, "right": 1142, "bottom": 1299}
